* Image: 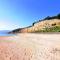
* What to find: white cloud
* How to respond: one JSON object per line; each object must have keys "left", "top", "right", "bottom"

{"left": 0, "top": 20, "right": 20, "bottom": 30}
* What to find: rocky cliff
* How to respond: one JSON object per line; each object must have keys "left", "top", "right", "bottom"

{"left": 9, "top": 14, "right": 60, "bottom": 33}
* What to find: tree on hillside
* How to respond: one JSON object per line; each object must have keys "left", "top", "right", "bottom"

{"left": 44, "top": 16, "right": 51, "bottom": 20}
{"left": 57, "top": 13, "right": 60, "bottom": 19}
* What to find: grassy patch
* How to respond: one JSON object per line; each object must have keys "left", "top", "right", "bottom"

{"left": 33, "top": 26, "right": 60, "bottom": 32}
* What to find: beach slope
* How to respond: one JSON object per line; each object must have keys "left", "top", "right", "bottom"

{"left": 0, "top": 33, "right": 60, "bottom": 60}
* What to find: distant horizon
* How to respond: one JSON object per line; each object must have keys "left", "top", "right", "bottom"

{"left": 0, "top": 0, "right": 60, "bottom": 30}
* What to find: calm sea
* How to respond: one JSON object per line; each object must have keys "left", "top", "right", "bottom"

{"left": 0, "top": 30, "right": 14, "bottom": 36}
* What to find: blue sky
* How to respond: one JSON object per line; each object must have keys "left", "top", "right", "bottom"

{"left": 0, "top": 0, "right": 60, "bottom": 30}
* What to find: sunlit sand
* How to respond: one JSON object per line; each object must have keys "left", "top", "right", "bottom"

{"left": 0, "top": 33, "right": 60, "bottom": 60}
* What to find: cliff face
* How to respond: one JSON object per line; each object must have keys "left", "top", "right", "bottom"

{"left": 9, "top": 19, "right": 60, "bottom": 33}
{"left": 8, "top": 14, "right": 60, "bottom": 33}
{"left": 20, "top": 19, "right": 60, "bottom": 32}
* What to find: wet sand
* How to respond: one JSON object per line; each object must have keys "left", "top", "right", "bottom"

{"left": 0, "top": 33, "right": 60, "bottom": 60}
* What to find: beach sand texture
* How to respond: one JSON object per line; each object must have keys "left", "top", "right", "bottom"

{"left": 0, "top": 33, "right": 60, "bottom": 60}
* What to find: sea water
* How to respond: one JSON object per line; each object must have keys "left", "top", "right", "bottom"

{"left": 0, "top": 30, "right": 15, "bottom": 36}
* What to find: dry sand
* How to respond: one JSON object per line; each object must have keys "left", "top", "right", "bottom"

{"left": 0, "top": 33, "right": 60, "bottom": 60}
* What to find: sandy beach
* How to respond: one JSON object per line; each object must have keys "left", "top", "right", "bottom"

{"left": 0, "top": 33, "right": 60, "bottom": 60}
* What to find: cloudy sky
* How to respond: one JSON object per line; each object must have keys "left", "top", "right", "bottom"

{"left": 0, "top": 0, "right": 60, "bottom": 30}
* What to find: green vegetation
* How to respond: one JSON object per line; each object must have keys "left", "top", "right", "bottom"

{"left": 44, "top": 14, "right": 60, "bottom": 20}
{"left": 32, "top": 13, "right": 60, "bottom": 25}
{"left": 34, "top": 26, "right": 60, "bottom": 32}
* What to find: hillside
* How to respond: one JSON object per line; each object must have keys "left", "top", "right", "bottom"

{"left": 9, "top": 14, "right": 60, "bottom": 33}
